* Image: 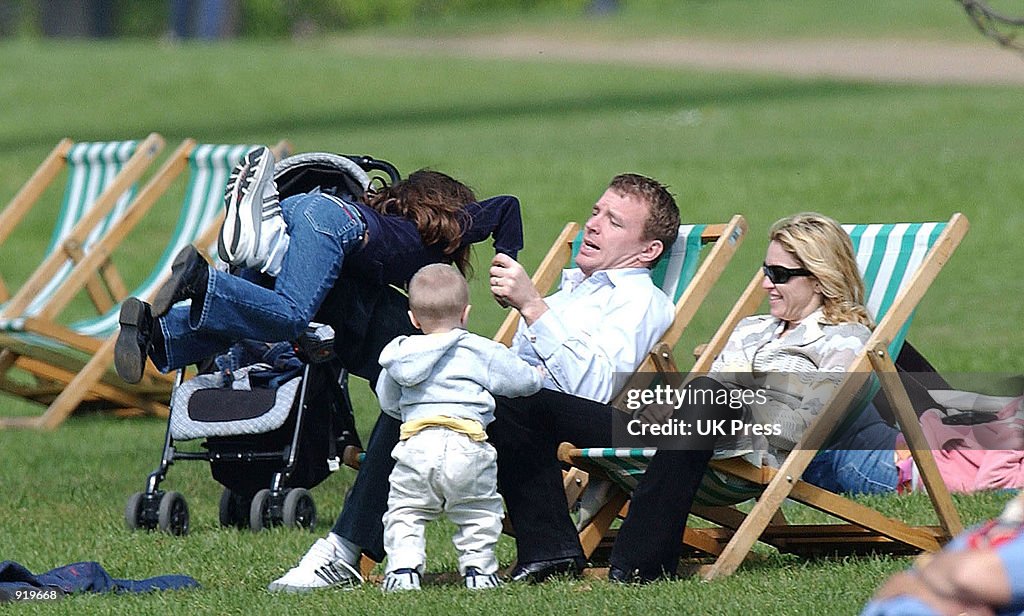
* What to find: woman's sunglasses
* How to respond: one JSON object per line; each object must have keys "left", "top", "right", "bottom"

{"left": 762, "top": 263, "right": 813, "bottom": 285}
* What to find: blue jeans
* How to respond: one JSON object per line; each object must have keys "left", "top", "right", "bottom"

{"left": 152, "top": 190, "right": 365, "bottom": 371}
{"left": 332, "top": 412, "right": 401, "bottom": 562}
{"left": 803, "top": 447, "right": 898, "bottom": 495}
{"left": 860, "top": 597, "right": 938, "bottom": 616}
{"left": 803, "top": 402, "right": 899, "bottom": 494}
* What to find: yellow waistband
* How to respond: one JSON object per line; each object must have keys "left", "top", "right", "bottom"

{"left": 400, "top": 416, "right": 487, "bottom": 441}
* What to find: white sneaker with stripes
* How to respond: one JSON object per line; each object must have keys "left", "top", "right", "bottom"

{"left": 219, "top": 146, "right": 281, "bottom": 270}
{"left": 381, "top": 568, "right": 421, "bottom": 592}
{"left": 464, "top": 566, "right": 501, "bottom": 590}
{"left": 266, "top": 538, "right": 363, "bottom": 592}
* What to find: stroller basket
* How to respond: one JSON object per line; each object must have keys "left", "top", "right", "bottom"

{"left": 169, "top": 366, "right": 301, "bottom": 440}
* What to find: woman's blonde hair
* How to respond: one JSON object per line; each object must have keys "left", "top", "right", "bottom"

{"left": 769, "top": 212, "right": 873, "bottom": 328}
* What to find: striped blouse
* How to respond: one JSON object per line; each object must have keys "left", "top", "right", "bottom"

{"left": 709, "top": 308, "right": 870, "bottom": 465}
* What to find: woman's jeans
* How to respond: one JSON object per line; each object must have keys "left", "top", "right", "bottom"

{"left": 803, "top": 447, "right": 898, "bottom": 494}
{"left": 803, "top": 402, "right": 900, "bottom": 494}
{"left": 151, "top": 190, "right": 365, "bottom": 371}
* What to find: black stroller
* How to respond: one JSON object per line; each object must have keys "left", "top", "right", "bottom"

{"left": 124, "top": 152, "right": 401, "bottom": 535}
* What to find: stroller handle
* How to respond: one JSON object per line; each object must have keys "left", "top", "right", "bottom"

{"left": 344, "top": 155, "right": 401, "bottom": 185}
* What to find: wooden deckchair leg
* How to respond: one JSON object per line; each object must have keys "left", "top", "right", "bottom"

{"left": 701, "top": 364, "right": 876, "bottom": 579}
{"left": 359, "top": 555, "right": 375, "bottom": 580}
{"left": 35, "top": 332, "right": 144, "bottom": 430}
{"left": 0, "top": 139, "right": 73, "bottom": 249}
{"left": 563, "top": 467, "right": 589, "bottom": 507}
{"left": 0, "top": 348, "right": 18, "bottom": 377}
{"left": 578, "top": 490, "right": 629, "bottom": 559}
{"left": 868, "top": 343, "right": 963, "bottom": 537}
{"left": 701, "top": 447, "right": 820, "bottom": 580}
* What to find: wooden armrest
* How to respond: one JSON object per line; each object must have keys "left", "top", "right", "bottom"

{"left": 557, "top": 441, "right": 579, "bottom": 465}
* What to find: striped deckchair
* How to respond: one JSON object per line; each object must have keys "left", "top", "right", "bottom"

{"left": 0, "top": 135, "right": 164, "bottom": 309}
{"left": 561, "top": 214, "right": 970, "bottom": 580}
{"left": 0, "top": 140, "right": 291, "bottom": 430}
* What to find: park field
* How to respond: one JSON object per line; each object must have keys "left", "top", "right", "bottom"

{"left": 1, "top": 3, "right": 1022, "bottom": 613}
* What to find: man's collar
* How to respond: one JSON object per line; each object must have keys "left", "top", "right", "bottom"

{"left": 560, "top": 267, "right": 651, "bottom": 289}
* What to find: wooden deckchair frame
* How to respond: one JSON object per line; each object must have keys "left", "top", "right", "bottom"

{"left": 562, "top": 213, "right": 969, "bottom": 580}
{"left": 0, "top": 135, "right": 165, "bottom": 308}
{"left": 0, "top": 140, "right": 292, "bottom": 430}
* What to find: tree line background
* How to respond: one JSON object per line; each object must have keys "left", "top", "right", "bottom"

{"left": 0, "top": 0, "right": 610, "bottom": 39}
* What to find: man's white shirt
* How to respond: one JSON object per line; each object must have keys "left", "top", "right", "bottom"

{"left": 511, "top": 267, "right": 673, "bottom": 404}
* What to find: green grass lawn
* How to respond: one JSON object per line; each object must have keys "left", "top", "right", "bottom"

{"left": 1, "top": 5, "right": 1023, "bottom": 613}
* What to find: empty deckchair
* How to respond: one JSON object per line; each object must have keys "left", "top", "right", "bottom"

{"left": 561, "top": 214, "right": 969, "bottom": 580}
{"left": 0, "top": 140, "right": 291, "bottom": 430}
{"left": 0, "top": 135, "right": 165, "bottom": 307}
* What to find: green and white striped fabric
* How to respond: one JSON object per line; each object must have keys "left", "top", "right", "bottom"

{"left": 844, "top": 222, "right": 946, "bottom": 354}
{"left": 1, "top": 144, "right": 258, "bottom": 341}
{"left": 574, "top": 220, "right": 949, "bottom": 506}
{"left": 572, "top": 224, "right": 706, "bottom": 303}
{"left": 16, "top": 140, "right": 141, "bottom": 317}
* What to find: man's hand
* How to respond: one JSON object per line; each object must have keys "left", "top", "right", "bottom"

{"left": 490, "top": 253, "right": 548, "bottom": 324}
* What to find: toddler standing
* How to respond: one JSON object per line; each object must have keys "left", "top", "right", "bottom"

{"left": 375, "top": 263, "right": 543, "bottom": 591}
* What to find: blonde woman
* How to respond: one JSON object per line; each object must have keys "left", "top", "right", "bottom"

{"left": 712, "top": 212, "right": 899, "bottom": 493}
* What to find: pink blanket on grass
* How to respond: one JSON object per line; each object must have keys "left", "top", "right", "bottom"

{"left": 898, "top": 396, "right": 1024, "bottom": 493}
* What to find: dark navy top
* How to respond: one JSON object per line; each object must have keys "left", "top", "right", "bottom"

{"left": 346, "top": 194, "right": 523, "bottom": 287}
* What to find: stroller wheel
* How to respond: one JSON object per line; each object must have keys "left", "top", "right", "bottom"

{"left": 218, "top": 488, "right": 250, "bottom": 529}
{"left": 249, "top": 488, "right": 275, "bottom": 532}
{"left": 125, "top": 491, "right": 147, "bottom": 531}
{"left": 283, "top": 488, "right": 317, "bottom": 531}
{"left": 157, "top": 491, "right": 190, "bottom": 536}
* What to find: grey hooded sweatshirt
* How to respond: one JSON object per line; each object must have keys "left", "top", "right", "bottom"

{"left": 375, "top": 329, "right": 543, "bottom": 428}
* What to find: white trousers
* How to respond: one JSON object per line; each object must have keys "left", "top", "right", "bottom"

{"left": 383, "top": 427, "right": 504, "bottom": 575}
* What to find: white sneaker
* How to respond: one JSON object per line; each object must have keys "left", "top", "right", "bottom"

{"left": 381, "top": 568, "right": 421, "bottom": 592}
{"left": 257, "top": 185, "right": 289, "bottom": 276}
{"left": 247, "top": 179, "right": 286, "bottom": 272}
{"left": 464, "top": 566, "right": 501, "bottom": 590}
{"left": 219, "top": 146, "right": 277, "bottom": 268}
{"left": 266, "top": 538, "right": 363, "bottom": 592}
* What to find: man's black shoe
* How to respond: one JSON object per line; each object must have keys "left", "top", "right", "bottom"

{"left": 508, "top": 556, "right": 586, "bottom": 583}
{"left": 115, "top": 297, "right": 154, "bottom": 384}
{"left": 607, "top": 565, "right": 670, "bottom": 585}
{"left": 151, "top": 245, "right": 209, "bottom": 317}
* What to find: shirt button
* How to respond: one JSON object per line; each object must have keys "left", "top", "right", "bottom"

{"left": 528, "top": 335, "right": 537, "bottom": 343}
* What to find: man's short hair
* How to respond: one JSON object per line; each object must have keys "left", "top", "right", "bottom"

{"left": 608, "top": 173, "right": 680, "bottom": 267}
{"left": 408, "top": 263, "right": 469, "bottom": 327}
